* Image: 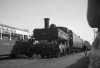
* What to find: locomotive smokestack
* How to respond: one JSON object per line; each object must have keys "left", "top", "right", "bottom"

{"left": 44, "top": 18, "right": 50, "bottom": 29}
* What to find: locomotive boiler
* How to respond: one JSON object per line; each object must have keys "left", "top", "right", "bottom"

{"left": 33, "top": 18, "right": 69, "bottom": 58}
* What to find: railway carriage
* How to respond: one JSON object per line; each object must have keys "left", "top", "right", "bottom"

{"left": 68, "top": 29, "right": 84, "bottom": 53}
{"left": 0, "top": 23, "right": 31, "bottom": 57}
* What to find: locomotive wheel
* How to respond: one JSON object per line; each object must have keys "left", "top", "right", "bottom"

{"left": 27, "top": 52, "right": 33, "bottom": 57}
{"left": 46, "top": 54, "right": 50, "bottom": 58}
{"left": 50, "top": 54, "right": 54, "bottom": 58}
{"left": 25, "top": 47, "right": 34, "bottom": 57}
{"left": 63, "top": 52, "right": 66, "bottom": 56}
{"left": 55, "top": 50, "right": 60, "bottom": 58}
{"left": 40, "top": 54, "right": 45, "bottom": 58}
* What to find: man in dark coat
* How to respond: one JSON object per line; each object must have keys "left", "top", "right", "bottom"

{"left": 87, "top": 0, "right": 100, "bottom": 68}
{"left": 83, "top": 45, "right": 87, "bottom": 55}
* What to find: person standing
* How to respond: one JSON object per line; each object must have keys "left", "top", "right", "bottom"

{"left": 87, "top": 0, "right": 100, "bottom": 68}
{"left": 83, "top": 45, "right": 87, "bottom": 55}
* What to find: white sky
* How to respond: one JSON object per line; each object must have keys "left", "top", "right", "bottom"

{"left": 0, "top": 0, "right": 95, "bottom": 44}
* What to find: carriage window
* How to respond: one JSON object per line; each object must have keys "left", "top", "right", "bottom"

{"left": 10, "top": 29, "right": 17, "bottom": 40}
{"left": 11, "top": 32, "right": 14, "bottom": 40}
{"left": 17, "top": 34, "right": 23, "bottom": 41}
{"left": 2, "top": 27, "right": 10, "bottom": 40}
{"left": 7, "top": 28, "right": 11, "bottom": 32}
{"left": 13, "top": 33, "right": 18, "bottom": 40}
{"left": 24, "top": 35, "right": 28, "bottom": 40}
{"left": 2, "top": 32, "right": 10, "bottom": 40}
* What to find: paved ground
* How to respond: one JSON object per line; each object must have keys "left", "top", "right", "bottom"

{"left": 0, "top": 52, "right": 90, "bottom": 68}
{"left": 66, "top": 56, "right": 90, "bottom": 68}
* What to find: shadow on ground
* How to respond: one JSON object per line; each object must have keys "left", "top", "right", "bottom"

{"left": 66, "top": 56, "right": 90, "bottom": 68}
{"left": 0, "top": 56, "right": 34, "bottom": 60}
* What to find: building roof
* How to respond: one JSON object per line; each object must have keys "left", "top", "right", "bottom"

{"left": 0, "top": 23, "right": 30, "bottom": 33}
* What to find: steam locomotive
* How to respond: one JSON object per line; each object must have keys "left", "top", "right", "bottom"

{"left": 32, "top": 18, "right": 87, "bottom": 58}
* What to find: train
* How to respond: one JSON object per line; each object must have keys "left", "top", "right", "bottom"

{"left": 0, "top": 23, "right": 32, "bottom": 57}
{"left": 32, "top": 18, "right": 90, "bottom": 58}
{"left": 0, "top": 18, "right": 91, "bottom": 58}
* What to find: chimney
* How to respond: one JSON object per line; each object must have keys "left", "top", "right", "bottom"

{"left": 44, "top": 18, "right": 50, "bottom": 29}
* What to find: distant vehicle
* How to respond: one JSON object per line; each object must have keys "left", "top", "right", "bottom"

{"left": 32, "top": 18, "right": 85, "bottom": 58}
{"left": 0, "top": 23, "right": 31, "bottom": 58}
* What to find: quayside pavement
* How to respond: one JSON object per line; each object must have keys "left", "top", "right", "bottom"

{"left": 66, "top": 53, "right": 90, "bottom": 68}
{"left": 0, "top": 51, "right": 90, "bottom": 68}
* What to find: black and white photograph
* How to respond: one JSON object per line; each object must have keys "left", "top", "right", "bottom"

{"left": 0, "top": 0, "right": 100, "bottom": 68}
